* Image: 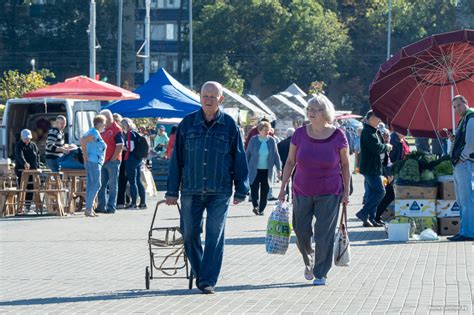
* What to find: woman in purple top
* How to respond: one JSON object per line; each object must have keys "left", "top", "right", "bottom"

{"left": 278, "top": 94, "right": 351, "bottom": 286}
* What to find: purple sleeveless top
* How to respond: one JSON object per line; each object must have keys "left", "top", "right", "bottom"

{"left": 291, "top": 126, "right": 348, "bottom": 197}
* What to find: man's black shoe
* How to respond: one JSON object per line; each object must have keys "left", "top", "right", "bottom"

{"left": 369, "top": 219, "right": 384, "bottom": 227}
{"left": 252, "top": 208, "right": 259, "bottom": 215}
{"left": 268, "top": 196, "right": 278, "bottom": 201}
{"left": 448, "top": 235, "right": 474, "bottom": 242}
{"left": 447, "top": 234, "right": 461, "bottom": 241}
{"left": 362, "top": 220, "right": 374, "bottom": 228}
{"left": 200, "top": 285, "right": 215, "bottom": 294}
{"left": 95, "top": 209, "right": 107, "bottom": 213}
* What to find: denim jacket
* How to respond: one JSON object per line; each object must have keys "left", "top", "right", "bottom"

{"left": 166, "top": 109, "right": 249, "bottom": 200}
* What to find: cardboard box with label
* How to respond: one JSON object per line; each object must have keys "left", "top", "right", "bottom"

{"left": 438, "top": 181, "right": 455, "bottom": 200}
{"left": 395, "top": 199, "right": 436, "bottom": 217}
{"left": 436, "top": 200, "right": 460, "bottom": 218}
{"left": 438, "top": 217, "right": 460, "bottom": 235}
{"left": 412, "top": 217, "right": 438, "bottom": 234}
{"left": 394, "top": 185, "right": 438, "bottom": 199}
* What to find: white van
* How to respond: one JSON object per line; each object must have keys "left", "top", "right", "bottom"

{"left": 0, "top": 98, "right": 101, "bottom": 160}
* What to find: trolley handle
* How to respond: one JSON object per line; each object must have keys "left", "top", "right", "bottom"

{"left": 149, "top": 199, "right": 181, "bottom": 234}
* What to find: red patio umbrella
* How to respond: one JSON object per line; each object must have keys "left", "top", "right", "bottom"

{"left": 369, "top": 29, "right": 474, "bottom": 138}
{"left": 24, "top": 76, "right": 139, "bottom": 100}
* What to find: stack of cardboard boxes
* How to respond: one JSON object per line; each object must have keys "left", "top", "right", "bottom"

{"left": 436, "top": 180, "right": 460, "bottom": 236}
{"left": 394, "top": 185, "right": 438, "bottom": 234}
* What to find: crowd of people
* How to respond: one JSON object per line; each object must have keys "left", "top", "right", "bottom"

{"left": 14, "top": 109, "right": 179, "bottom": 216}
{"left": 13, "top": 79, "right": 473, "bottom": 294}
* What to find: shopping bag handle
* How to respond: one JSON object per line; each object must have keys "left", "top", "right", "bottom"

{"left": 339, "top": 204, "right": 348, "bottom": 232}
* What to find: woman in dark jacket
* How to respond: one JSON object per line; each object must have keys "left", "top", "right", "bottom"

{"left": 375, "top": 131, "right": 410, "bottom": 222}
{"left": 15, "top": 129, "right": 40, "bottom": 212}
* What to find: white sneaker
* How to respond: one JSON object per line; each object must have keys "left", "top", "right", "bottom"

{"left": 304, "top": 267, "right": 314, "bottom": 280}
{"left": 312, "top": 277, "right": 327, "bottom": 286}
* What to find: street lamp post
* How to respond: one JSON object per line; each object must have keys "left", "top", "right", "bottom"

{"left": 89, "top": 0, "right": 97, "bottom": 79}
{"left": 144, "top": 0, "right": 151, "bottom": 83}
{"left": 189, "top": 0, "right": 193, "bottom": 89}
{"left": 387, "top": 0, "right": 392, "bottom": 60}
{"left": 117, "top": 0, "right": 123, "bottom": 86}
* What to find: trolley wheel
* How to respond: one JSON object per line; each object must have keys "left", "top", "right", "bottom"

{"left": 145, "top": 266, "right": 150, "bottom": 290}
{"left": 188, "top": 272, "right": 194, "bottom": 290}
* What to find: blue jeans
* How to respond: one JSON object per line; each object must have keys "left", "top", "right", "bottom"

{"left": 97, "top": 160, "right": 120, "bottom": 212}
{"left": 125, "top": 156, "right": 146, "bottom": 205}
{"left": 180, "top": 194, "right": 231, "bottom": 288}
{"left": 454, "top": 161, "right": 474, "bottom": 238}
{"left": 85, "top": 161, "right": 102, "bottom": 210}
{"left": 45, "top": 159, "right": 60, "bottom": 172}
{"left": 360, "top": 175, "right": 385, "bottom": 220}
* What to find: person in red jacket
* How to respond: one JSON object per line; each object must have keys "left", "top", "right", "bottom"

{"left": 165, "top": 125, "right": 178, "bottom": 159}
{"left": 96, "top": 109, "right": 124, "bottom": 214}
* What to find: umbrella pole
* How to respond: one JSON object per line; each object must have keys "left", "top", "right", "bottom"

{"left": 451, "top": 84, "right": 455, "bottom": 135}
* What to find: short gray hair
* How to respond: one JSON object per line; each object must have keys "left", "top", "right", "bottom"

{"left": 56, "top": 115, "right": 66, "bottom": 122}
{"left": 99, "top": 109, "right": 113, "bottom": 121}
{"left": 286, "top": 128, "right": 295, "bottom": 138}
{"left": 307, "top": 94, "right": 336, "bottom": 123}
{"left": 201, "top": 81, "right": 224, "bottom": 97}
{"left": 452, "top": 95, "right": 468, "bottom": 105}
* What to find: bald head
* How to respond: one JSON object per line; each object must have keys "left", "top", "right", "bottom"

{"left": 201, "top": 81, "right": 223, "bottom": 98}
{"left": 200, "top": 81, "right": 225, "bottom": 121}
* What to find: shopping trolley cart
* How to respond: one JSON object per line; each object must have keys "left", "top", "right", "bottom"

{"left": 145, "top": 200, "right": 193, "bottom": 290}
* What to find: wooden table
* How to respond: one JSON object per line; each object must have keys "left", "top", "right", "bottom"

{"left": 62, "top": 169, "right": 87, "bottom": 214}
{"left": 18, "top": 169, "right": 44, "bottom": 213}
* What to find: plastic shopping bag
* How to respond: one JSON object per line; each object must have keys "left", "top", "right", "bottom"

{"left": 334, "top": 204, "right": 351, "bottom": 266}
{"left": 265, "top": 201, "right": 292, "bottom": 255}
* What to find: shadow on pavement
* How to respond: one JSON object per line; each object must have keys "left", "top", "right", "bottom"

{"left": 0, "top": 282, "right": 310, "bottom": 306}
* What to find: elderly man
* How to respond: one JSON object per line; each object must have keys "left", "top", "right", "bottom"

{"left": 448, "top": 95, "right": 474, "bottom": 242}
{"left": 96, "top": 109, "right": 124, "bottom": 214}
{"left": 166, "top": 81, "right": 249, "bottom": 294}
{"left": 356, "top": 110, "right": 392, "bottom": 227}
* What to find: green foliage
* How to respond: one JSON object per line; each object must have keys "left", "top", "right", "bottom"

{"left": 434, "top": 160, "right": 454, "bottom": 176}
{"left": 193, "top": 0, "right": 350, "bottom": 96}
{"left": 399, "top": 159, "right": 420, "bottom": 182}
{"left": 0, "top": 69, "right": 55, "bottom": 101}
{"left": 420, "top": 170, "right": 435, "bottom": 181}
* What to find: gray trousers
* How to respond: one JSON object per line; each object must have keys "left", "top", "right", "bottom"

{"left": 292, "top": 194, "right": 342, "bottom": 279}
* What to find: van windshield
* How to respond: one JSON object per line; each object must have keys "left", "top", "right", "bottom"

{"left": 74, "top": 111, "right": 96, "bottom": 140}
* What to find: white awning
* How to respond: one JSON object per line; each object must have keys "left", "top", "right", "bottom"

{"left": 246, "top": 94, "right": 277, "bottom": 119}
{"left": 222, "top": 87, "right": 265, "bottom": 116}
{"left": 273, "top": 94, "right": 306, "bottom": 116}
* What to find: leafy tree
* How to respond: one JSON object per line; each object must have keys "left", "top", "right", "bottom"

{"left": 0, "top": 1, "right": 119, "bottom": 82}
{"left": 193, "top": 0, "right": 350, "bottom": 98}
{"left": 0, "top": 69, "right": 55, "bottom": 101}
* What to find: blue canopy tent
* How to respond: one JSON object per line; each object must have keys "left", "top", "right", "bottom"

{"left": 105, "top": 68, "right": 201, "bottom": 118}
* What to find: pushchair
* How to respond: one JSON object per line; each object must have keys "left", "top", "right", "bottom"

{"left": 145, "top": 200, "right": 193, "bottom": 289}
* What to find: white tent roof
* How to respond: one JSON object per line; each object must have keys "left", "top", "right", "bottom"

{"left": 246, "top": 94, "right": 277, "bottom": 119}
{"left": 284, "top": 83, "right": 307, "bottom": 97}
{"left": 273, "top": 94, "right": 306, "bottom": 116}
{"left": 280, "top": 91, "right": 307, "bottom": 109}
{"left": 222, "top": 87, "right": 265, "bottom": 116}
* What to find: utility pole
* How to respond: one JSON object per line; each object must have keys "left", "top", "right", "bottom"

{"left": 189, "top": 0, "right": 193, "bottom": 89}
{"left": 89, "top": 0, "right": 96, "bottom": 79}
{"left": 117, "top": 0, "right": 123, "bottom": 86}
{"left": 386, "top": 0, "right": 392, "bottom": 60}
{"left": 144, "top": 0, "right": 151, "bottom": 83}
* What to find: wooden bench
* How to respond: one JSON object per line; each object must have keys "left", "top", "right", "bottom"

{"left": 0, "top": 188, "right": 20, "bottom": 217}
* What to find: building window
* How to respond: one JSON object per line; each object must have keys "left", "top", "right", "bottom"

{"left": 138, "top": 0, "right": 181, "bottom": 9}
{"left": 136, "top": 24, "right": 144, "bottom": 40}
{"left": 150, "top": 23, "right": 178, "bottom": 41}
{"left": 150, "top": 54, "right": 179, "bottom": 73}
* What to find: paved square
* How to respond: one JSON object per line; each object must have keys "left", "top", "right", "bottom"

{"left": 1, "top": 174, "right": 473, "bottom": 314}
